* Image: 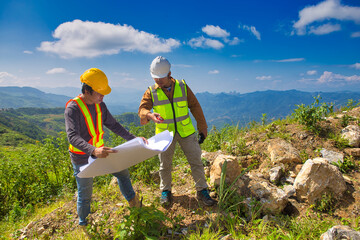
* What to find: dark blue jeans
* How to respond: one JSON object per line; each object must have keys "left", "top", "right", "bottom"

{"left": 72, "top": 162, "right": 135, "bottom": 225}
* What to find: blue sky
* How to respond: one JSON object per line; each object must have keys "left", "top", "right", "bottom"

{"left": 1, "top": 0, "right": 360, "bottom": 95}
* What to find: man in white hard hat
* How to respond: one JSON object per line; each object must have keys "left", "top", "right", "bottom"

{"left": 138, "top": 56, "right": 217, "bottom": 207}
{"left": 65, "top": 68, "right": 146, "bottom": 226}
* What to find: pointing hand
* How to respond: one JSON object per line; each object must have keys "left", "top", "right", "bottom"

{"left": 92, "top": 147, "right": 117, "bottom": 158}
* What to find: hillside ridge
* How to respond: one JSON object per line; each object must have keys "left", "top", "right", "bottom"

{"left": 8, "top": 103, "right": 360, "bottom": 239}
{"left": 2, "top": 86, "right": 360, "bottom": 126}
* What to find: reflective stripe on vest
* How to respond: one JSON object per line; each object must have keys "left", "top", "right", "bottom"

{"left": 66, "top": 96, "right": 104, "bottom": 155}
{"left": 149, "top": 79, "right": 195, "bottom": 137}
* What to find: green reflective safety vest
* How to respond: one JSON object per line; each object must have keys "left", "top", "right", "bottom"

{"left": 65, "top": 96, "right": 104, "bottom": 155}
{"left": 149, "top": 79, "right": 195, "bottom": 137}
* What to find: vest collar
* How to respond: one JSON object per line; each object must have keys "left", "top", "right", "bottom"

{"left": 153, "top": 77, "right": 176, "bottom": 90}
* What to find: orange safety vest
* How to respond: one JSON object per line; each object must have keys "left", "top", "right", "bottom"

{"left": 65, "top": 96, "right": 104, "bottom": 155}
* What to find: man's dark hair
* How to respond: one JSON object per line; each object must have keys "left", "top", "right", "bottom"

{"left": 81, "top": 83, "right": 94, "bottom": 94}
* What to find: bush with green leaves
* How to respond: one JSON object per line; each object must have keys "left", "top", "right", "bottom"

{"left": 202, "top": 124, "right": 251, "bottom": 156}
{"left": 292, "top": 96, "right": 333, "bottom": 134}
{"left": 328, "top": 132, "right": 350, "bottom": 150}
{"left": 114, "top": 205, "right": 169, "bottom": 240}
{"left": 0, "top": 132, "right": 75, "bottom": 220}
{"left": 201, "top": 126, "right": 224, "bottom": 152}
{"left": 341, "top": 99, "right": 360, "bottom": 111}
{"left": 332, "top": 156, "right": 357, "bottom": 173}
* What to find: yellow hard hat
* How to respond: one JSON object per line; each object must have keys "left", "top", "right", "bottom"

{"left": 80, "top": 68, "right": 111, "bottom": 95}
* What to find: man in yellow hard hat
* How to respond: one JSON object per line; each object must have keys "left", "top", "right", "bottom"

{"left": 65, "top": 68, "right": 146, "bottom": 226}
{"left": 138, "top": 56, "right": 217, "bottom": 207}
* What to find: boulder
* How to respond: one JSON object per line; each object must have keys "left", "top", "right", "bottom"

{"left": 283, "top": 185, "right": 296, "bottom": 198}
{"left": 210, "top": 154, "right": 242, "bottom": 187}
{"left": 320, "top": 149, "right": 344, "bottom": 164}
{"left": 344, "top": 148, "right": 360, "bottom": 157}
{"left": 267, "top": 139, "right": 301, "bottom": 165}
{"left": 293, "top": 158, "right": 347, "bottom": 204}
{"left": 341, "top": 125, "right": 360, "bottom": 147}
{"left": 247, "top": 175, "right": 288, "bottom": 214}
{"left": 269, "top": 166, "right": 284, "bottom": 184}
{"left": 320, "top": 225, "right": 360, "bottom": 240}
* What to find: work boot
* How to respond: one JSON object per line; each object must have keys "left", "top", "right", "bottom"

{"left": 197, "top": 189, "right": 217, "bottom": 206}
{"left": 128, "top": 194, "right": 142, "bottom": 208}
{"left": 160, "top": 190, "right": 172, "bottom": 207}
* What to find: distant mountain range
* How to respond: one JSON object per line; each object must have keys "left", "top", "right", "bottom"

{"left": 0, "top": 86, "right": 139, "bottom": 113}
{"left": 1, "top": 86, "right": 360, "bottom": 128}
{"left": 196, "top": 90, "right": 360, "bottom": 127}
{"left": 0, "top": 87, "right": 69, "bottom": 108}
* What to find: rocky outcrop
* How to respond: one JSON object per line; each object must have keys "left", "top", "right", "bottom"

{"left": 320, "top": 225, "right": 360, "bottom": 240}
{"left": 320, "top": 148, "right": 343, "bottom": 164}
{"left": 344, "top": 147, "right": 360, "bottom": 157}
{"left": 269, "top": 166, "right": 284, "bottom": 184}
{"left": 341, "top": 125, "right": 360, "bottom": 147}
{"left": 210, "top": 154, "right": 242, "bottom": 187}
{"left": 267, "top": 139, "right": 301, "bottom": 165}
{"left": 293, "top": 158, "right": 347, "bottom": 204}
{"left": 246, "top": 173, "right": 288, "bottom": 214}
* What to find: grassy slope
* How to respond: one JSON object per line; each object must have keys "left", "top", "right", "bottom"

{"left": 2, "top": 106, "right": 360, "bottom": 239}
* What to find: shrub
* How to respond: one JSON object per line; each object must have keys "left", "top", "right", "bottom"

{"left": 114, "top": 205, "right": 169, "bottom": 240}
{"left": 0, "top": 132, "right": 75, "bottom": 219}
{"left": 341, "top": 99, "right": 360, "bottom": 111}
{"left": 292, "top": 96, "right": 333, "bottom": 134}
{"left": 332, "top": 156, "right": 357, "bottom": 173}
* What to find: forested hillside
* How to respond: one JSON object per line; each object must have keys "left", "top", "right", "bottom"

{"left": 197, "top": 90, "right": 360, "bottom": 127}
{"left": 0, "top": 108, "right": 140, "bottom": 146}
{"left": 0, "top": 87, "right": 69, "bottom": 108}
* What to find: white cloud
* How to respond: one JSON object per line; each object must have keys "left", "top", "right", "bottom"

{"left": 227, "top": 37, "right": 243, "bottom": 45}
{"left": 351, "top": 32, "right": 360, "bottom": 38}
{"left": 351, "top": 63, "right": 360, "bottom": 69}
{"left": 46, "top": 68, "right": 67, "bottom": 74}
{"left": 293, "top": 0, "right": 360, "bottom": 35}
{"left": 273, "top": 58, "right": 305, "bottom": 62}
{"left": 241, "top": 25, "right": 261, "bottom": 40}
{"left": 318, "top": 71, "right": 360, "bottom": 83}
{"left": 38, "top": 20, "right": 181, "bottom": 58}
{"left": 202, "top": 25, "right": 230, "bottom": 38}
{"left": 256, "top": 75, "right": 272, "bottom": 80}
{"left": 208, "top": 70, "right": 219, "bottom": 74}
{"left": 23, "top": 50, "right": 33, "bottom": 54}
{"left": 0, "top": 72, "right": 16, "bottom": 80}
{"left": 188, "top": 36, "right": 224, "bottom": 49}
{"left": 307, "top": 70, "right": 318, "bottom": 75}
{"left": 0, "top": 72, "right": 17, "bottom": 85}
{"left": 190, "top": 25, "right": 242, "bottom": 49}
{"left": 309, "top": 23, "right": 341, "bottom": 35}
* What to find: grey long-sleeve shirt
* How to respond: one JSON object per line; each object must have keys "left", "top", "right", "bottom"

{"left": 64, "top": 100, "right": 135, "bottom": 165}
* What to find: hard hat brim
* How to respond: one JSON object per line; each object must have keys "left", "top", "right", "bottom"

{"left": 95, "top": 86, "right": 111, "bottom": 95}
{"left": 150, "top": 71, "right": 169, "bottom": 79}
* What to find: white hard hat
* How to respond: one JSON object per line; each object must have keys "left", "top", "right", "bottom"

{"left": 150, "top": 56, "right": 171, "bottom": 78}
